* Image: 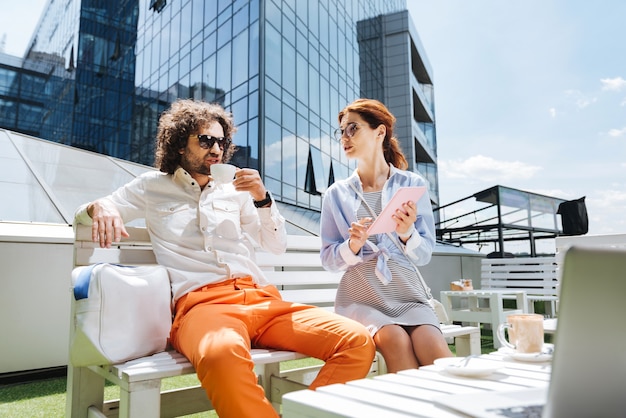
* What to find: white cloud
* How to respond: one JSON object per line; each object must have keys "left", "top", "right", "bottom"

{"left": 608, "top": 127, "right": 626, "bottom": 137}
{"left": 564, "top": 89, "right": 597, "bottom": 109}
{"left": 548, "top": 107, "right": 557, "bottom": 118}
{"left": 601, "top": 77, "right": 626, "bottom": 91}
{"left": 439, "top": 155, "right": 542, "bottom": 182}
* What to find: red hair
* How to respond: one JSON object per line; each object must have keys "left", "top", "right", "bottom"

{"left": 338, "top": 98, "right": 408, "bottom": 170}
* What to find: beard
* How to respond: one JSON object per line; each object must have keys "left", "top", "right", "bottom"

{"left": 180, "top": 152, "right": 213, "bottom": 175}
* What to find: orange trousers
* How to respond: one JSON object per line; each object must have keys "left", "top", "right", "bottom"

{"left": 169, "top": 276, "right": 375, "bottom": 418}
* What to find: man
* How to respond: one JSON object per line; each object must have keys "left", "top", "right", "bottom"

{"left": 74, "top": 99, "right": 375, "bottom": 418}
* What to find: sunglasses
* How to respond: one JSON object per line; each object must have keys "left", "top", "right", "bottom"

{"left": 333, "top": 122, "right": 361, "bottom": 141}
{"left": 196, "top": 135, "right": 231, "bottom": 149}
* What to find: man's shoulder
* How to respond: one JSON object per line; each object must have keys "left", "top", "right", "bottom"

{"left": 136, "top": 170, "right": 169, "bottom": 182}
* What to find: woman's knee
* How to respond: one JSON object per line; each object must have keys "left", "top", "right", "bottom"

{"left": 374, "top": 325, "right": 411, "bottom": 352}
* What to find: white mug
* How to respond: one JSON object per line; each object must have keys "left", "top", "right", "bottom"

{"left": 497, "top": 314, "right": 544, "bottom": 353}
{"left": 210, "top": 164, "right": 237, "bottom": 184}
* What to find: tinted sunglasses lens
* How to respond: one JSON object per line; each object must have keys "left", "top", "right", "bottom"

{"left": 198, "top": 135, "right": 228, "bottom": 149}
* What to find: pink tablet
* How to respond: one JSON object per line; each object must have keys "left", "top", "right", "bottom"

{"left": 366, "top": 187, "right": 427, "bottom": 235}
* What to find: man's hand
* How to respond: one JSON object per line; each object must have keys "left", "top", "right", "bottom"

{"left": 232, "top": 168, "right": 267, "bottom": 201}
{"left": 88, "top": 199, "right": 129, "bottom": 248}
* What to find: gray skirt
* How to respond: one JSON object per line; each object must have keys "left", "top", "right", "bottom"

{"left": 335, "top": 258, "right": 439, "bottom": 336}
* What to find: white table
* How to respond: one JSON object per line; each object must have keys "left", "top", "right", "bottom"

{"left": 282, "top": 351, "right": 551, "bottom": 417}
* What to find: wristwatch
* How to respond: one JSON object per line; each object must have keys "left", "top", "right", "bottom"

{"left": 253, "top": 191, "right": 272, "bottom": 208}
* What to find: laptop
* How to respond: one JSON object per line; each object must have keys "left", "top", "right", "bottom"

{"left": 433, "top": 246, "right": 626, "bottom": 417}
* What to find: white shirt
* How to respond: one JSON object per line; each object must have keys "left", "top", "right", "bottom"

{"left": 75, "top": 167, "right": 287, "bottom": 303}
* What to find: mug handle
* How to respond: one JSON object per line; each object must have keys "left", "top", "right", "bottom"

{"left": 497, "top": 322, "right": 516, "bottom": 350}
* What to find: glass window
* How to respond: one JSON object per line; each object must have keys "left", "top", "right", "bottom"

{"left": 204, "top": 53, "right": 216, "bottom": 91}
{"left": 248, "top": 89, "right": 258, "bottom": 120}
{"left": 170, "top": 12, "right": 181, "bottom": 58}
{"left": 308, "top": 66, "right": 320, "bottom": 117}
{"left": 189, "top": 64, "right": 203, "bottom": 99}
{"left": 233, "top": 3, "right": 248, "bottom": 36}
{"left": 265, "top": 91, "right": 281, "bottom": 124}
{"left": 282, "top": 14, "right": 295, "bottom": 45}
{"left": 230, "top": 96, "right": 247, "bottom": 126}
{"left": 282, "top": 103, "right": 296, "bottom": 134}
{"left": 190, "top": 42, "right": 203, "bottom": 72}
{"left": 249, "top": 0, "right": 259, "bottom": 22}
{"left": 217, "top": 18, "right": 232, "bottom": 49}
{"left": 191, "top": 0, "right": 204, "bottom": 37}
{"left": 308, "top": 146, "right": 327, "bottom": 194}
{"left": 233, "top": 120, "right": 247, "bottom": 148}
{"left": 247, "top": 116, "right": 258, "bottom": 161}
{"left": 319, "top": 6, "right": 329, "bottom": 51}
{"left": 180, "top": 2, "right": 192, "bottom": 47}
{"left": 308, "top": 0, "right": 319, "bottom": 40}
{"left": 232, "top": 29, "right": 248, "bottom": 87}
{"left": 203, "top": 31, "right": 217, "bottom": 60}
{"left": 296, "top": 28, "right": 307, "bottom": 60}
{"left": 266, "top": 0, "right": 281, "bottom": 29}
{"left": 265, "top": 24, "right": 281, "bottom": 83}
{"left": 204, "top": 0, "right": 217, "bottom": 24}
{"left": 17, "top": 103, "right": 43, "bottom": 132}
{"left": 20, "top": 74, "right": 46, "bottom": 102}
{"left": 264, "top": 118, "right": 281, "bottom": 179}
{"left": 249, "top": 20, "right": 259, "bottom": 78}
{"left": 296, "top": 53, "right": 308, "bottom": 104}
{"left": 0, "top": 68, "right": 17, "bottom": 95}
{"left": 216, "top": 43, "right": 231, "bottom": 92}
{"left": 281, "top": 39, "right": 296, "bottom": 94}
{"left": 179, "top": 52, "right": 191, "bottom": 81}
{"left": 282, "top": 183, "right": 296, "bottom": 204}
{"left": 282, "top": 129, "right": 296, "bottom": 186}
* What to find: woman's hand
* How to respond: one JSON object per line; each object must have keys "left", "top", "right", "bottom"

{"left": 393, "top": 201, "right": 417, "bottom": 243}
{"left": 348, "top": 217, "right": 372, "bottom": 254}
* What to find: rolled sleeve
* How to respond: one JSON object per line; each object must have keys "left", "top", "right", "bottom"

{"left": 73, "top": 203, "right": 93, "bottom": 226}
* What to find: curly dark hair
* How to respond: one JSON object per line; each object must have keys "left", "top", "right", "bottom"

{"left": 155, "top": 99, "right": 238, "bottom": 174}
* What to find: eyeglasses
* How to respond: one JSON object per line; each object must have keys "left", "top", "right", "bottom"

{"left": 196, "top": 135, "right": 230, "bottom": 149}
{"left": 333, "top": 122, "right": 361, "bottom": 141}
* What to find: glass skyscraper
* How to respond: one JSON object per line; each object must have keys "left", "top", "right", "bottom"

{"left": 1, "top": 0, "right": 439, "bottom": 231}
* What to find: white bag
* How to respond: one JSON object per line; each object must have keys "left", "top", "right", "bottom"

{"left": 70, "top": 263, "right": 172, "bottom": 366}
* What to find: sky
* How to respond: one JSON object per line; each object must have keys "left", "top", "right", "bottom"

{"left": 2, "top": 0, "right": 625, "bottom": 238}
{"left": 405, "top": 1, "right": 626, "bottom": 238}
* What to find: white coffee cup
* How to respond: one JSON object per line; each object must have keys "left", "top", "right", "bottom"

{"left": 497, "top": 314, "right": 544, "bottom": 353}
{"left": 210, "top": 164, "right": 236, "bottom": 184}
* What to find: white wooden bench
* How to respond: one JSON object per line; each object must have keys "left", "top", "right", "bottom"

{"left": 66, "top": 224, "right": 480, "bottom": 417}
{"left": 555, "top": 233, "right": 626, "bottom": 279}
{"left": 480, "top": 256, "right": 559, "bottom": 317}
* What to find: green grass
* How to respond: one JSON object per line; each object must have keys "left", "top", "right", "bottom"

{"left": 0, "top": 335, "right": 496, "bottom": 417}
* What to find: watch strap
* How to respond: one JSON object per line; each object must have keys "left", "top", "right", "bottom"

{"left": 253, "top": 191, "right": 272, "bottom": 208}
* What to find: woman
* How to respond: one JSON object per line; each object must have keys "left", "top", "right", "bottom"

{"left": 320, "top": 98, "right": 453, "bottom": 372}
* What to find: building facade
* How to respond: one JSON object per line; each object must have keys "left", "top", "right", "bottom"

{"left": 1, "top": 0, "right": 439, "bottom": 230}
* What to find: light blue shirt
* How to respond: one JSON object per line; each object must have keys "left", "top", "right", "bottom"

{"left": 320, "top": 165, "right": 435, "bottom": 282}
